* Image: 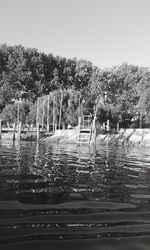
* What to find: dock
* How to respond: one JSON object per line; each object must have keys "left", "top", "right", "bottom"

{"left": 0, "top": 128, "right": 54, "bottom": 141}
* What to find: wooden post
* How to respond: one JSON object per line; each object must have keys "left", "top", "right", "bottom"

{"left": 47, "top": 94, "right": 50, "bottom": 131}
{"left": 117, "top": 122, "right": 119, "bottom": 132}
{"left": 42, "top": 96, "right": 45, "bottom": 131}
{"left": 13, "top": 123, "right": 15, "bottom": 141}
{"left": 139, "top": 112, "right": 142, "bottom": 128}
{"left": 17, "top": 102, "right": 20, "bottom": 138}
{"left": 59, "top": 91, "right": 63, "bottom": 130}
{"left": 18, "top": 122, "right": 21, "bottom": 140}
{"left": 53, "top": 95, "right": 55, "bottom": 132}
{"left": 103, "top": 122, "right": 105, "bottom": 130}
{"left": 78, "top": 95, "right": 81, "bottom": 118}
{"left": 37, "top": 123, "right": 40, "bottom": 141}
{"left": 30, "top": 123, "right": 33, "bottom": 131}
{"left": 37, "top": 97, "right": 40, "bottom": 141}
{"left": 94, "top": 118, "right": 96, "bottom": 144}
{"left": 106, "top": 120, "right": 110, "bottom": 132}
{"left": 0, "top": 119, "right": 2, "bottom": 139}
{"left": 78, "top": 116, "right": 81, "bottom": 130}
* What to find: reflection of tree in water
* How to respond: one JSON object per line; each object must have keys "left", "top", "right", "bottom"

{"left": 15, "top": 143, "right": 69, "bottom": 204}
{"left": 73, "top": 144, "right": 130, "bottom": 203}
{"left": 68, "top": 145, "right": 97, "bottom": 201}
{"left": 128, "top": 167, "right": 150, "bottom": 210}
{"left": 8, "top": 143, "right": 131, "bottom": 205}
{"left": 13, "top": 141, "right": 32, "bottom": 176}
{"left": 74, "top": 145, "right": 108, "bottom": 201}
{"left": 2, "top": 140, "right": 150, "bottom": 210}
{"left": 0, "top": 141, "right": 31, "bottom": 201}
{"left": 100, "top": 146, "right": 130, "bottom": 203}
{"left": 16, "top": 144, "right": 99, "bottom": 204}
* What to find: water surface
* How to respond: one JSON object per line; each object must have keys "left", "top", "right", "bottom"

{"left": 0, "top": 140, "right": 150, "bottom": 250}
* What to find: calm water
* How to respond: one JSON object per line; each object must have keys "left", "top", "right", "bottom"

{"left": 0, "top": 140, "right": 150, "bottom": 250}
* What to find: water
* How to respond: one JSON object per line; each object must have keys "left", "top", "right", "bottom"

{"left": 0, "top": 140, "right": 150, "bottom": 250}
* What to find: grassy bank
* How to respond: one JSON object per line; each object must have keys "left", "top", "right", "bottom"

{"left": 48, "top": 128, "right": 150, "bottom": 147}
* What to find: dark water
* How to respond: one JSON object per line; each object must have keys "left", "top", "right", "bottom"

{"left": 0, "top": 140, "right": 150, "bottom": 250}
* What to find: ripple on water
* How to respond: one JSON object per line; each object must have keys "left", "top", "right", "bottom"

{"left": 0, "top": 141, "right": 150, "bottom": 249}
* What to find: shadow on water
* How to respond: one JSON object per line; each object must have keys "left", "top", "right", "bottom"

{"left": 1, "top": 140, "right": 150, "bottom": 249}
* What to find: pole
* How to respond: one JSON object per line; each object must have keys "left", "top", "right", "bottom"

{"left": 13, "top": 123, "right": 15, "bottom": 141}
{"left": 0, "top": 119, "right": 1, "bottom": 139}
{"left": 16, "top": 101, "right": 21, "bottom": 140}
{"left": 117, "top": 122, "right": 119, "bottom": 132}
{"left": 53, "top": 95, "right": 55, "bottom": 132}
{"left": 18, "top": 121, "right": 21, "bottom": 140}
{"left": 78, "top": 95, "right": 81, "bottom": 128}
{"left": 47, "top": 94, "right": 50, "bottom": 131}
{"left": 139, "top": 112, "right": 142, "bottom": 128}
{"left": 78, "top": 116, "right": 81, "bottom": 130}
{"left": 17, "top": 102, "right": 20, "bottom": 137}
{"left": 37, "top": 97, "right": 40, "bottom": 141}
{"left": 78, "top": 95, "right": 81, "bottom": 118}
{"left": 106, "top": 119, "right": 110, "bottom": 132}
{"left": 42, "top": 96, "right": 45, "bottom": 131}
{"left": 59, "top": 91, "right": 63, "bottom": 130}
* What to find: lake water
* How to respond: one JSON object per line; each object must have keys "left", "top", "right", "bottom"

{"left": 0, "top": 140, "right": 150, "bottom": 250}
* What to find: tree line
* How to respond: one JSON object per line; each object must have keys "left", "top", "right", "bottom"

{"left": 0, "top": 44, "right": 150, "bottom": 129}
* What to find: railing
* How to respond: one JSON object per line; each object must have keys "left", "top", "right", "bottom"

{"left": 77, "top": 115, "right": 96, "bottom": 145}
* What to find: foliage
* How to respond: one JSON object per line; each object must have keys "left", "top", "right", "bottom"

{"left": 26, "top": 88, "right": 80, "bottom": 128}
{"left": 1, "top": 101, "right": 30, "bottom": 125}
{"left": 88, "top": 63, "right": 150, "bottom": 127}
{"left": 0, "top": 44, "right": 150, "bottom": 128}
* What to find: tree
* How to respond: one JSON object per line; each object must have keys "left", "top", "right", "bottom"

{"left": 1, "top": 101, "right": 30, "bottom": 126}
{"left": 74, "top": 59, "right": 93, "bottom": 91}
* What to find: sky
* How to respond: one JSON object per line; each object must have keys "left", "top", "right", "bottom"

{"left": 0, "top": 0, "right": 150, "bottom": 69}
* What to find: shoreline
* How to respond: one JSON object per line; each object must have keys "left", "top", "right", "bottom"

{"left": 48, "top": 128, "right": 150, "bottom": 147}
{"left": 0, "top": 128, "right": 150, "bottom": 147}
